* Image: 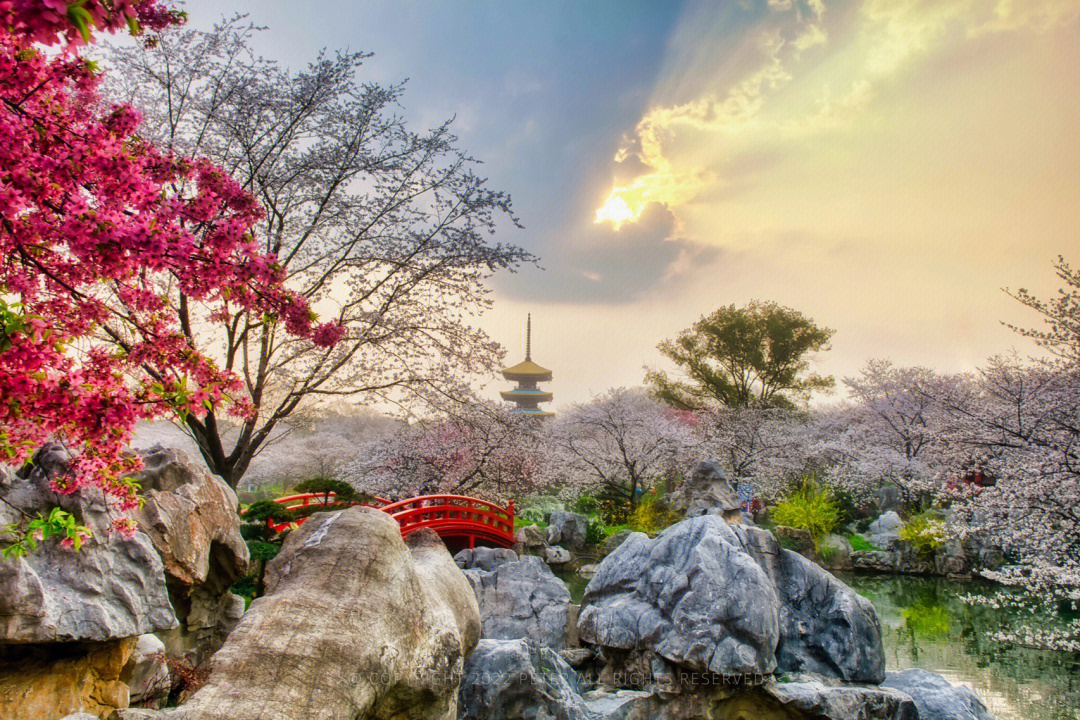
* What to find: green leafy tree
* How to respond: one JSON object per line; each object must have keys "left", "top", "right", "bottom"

{"left": 647, "top": 300, "right": 834, "bottom": 410}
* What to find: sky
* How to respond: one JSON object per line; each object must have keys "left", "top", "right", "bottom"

{"left": 174, "top": 0, "right": 1080, "bottom": 411}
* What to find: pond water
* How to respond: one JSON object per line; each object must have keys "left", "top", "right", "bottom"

{"left": 556, "top": 568, "right": 1080, "bottom": 719}
{"left": 841, "top": 573, "right": 1080, "bottom": 720}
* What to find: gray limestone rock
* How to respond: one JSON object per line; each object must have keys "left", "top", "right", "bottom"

{"left": 458, "top": 638, "right": 594, "bottom": 720}
{"left": 882, "top": 668, "right": 996, "bottom": 720}
{"left": 464, "top": 555, "right": 571, "bottom": 650}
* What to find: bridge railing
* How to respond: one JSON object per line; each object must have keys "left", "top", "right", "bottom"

{"left": 251, "top": 492, "right": 515, "bottom": 548}
{"left": 379, "top": 495, "right": 515, "bottom": 545}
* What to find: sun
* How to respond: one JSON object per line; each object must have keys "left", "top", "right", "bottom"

{"left": 594, "top": 192, "right": 635, "bottom": 230}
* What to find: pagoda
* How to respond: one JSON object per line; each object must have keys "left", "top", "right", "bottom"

{"left": 500, "top": 314, "right": 554, "bottom": 417}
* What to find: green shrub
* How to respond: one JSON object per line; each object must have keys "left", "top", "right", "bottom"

{"left": 585, "top": 515, "right": 605, "bottom": 545}
{"left": 574, "top": 494, "right": 600, "bottom": 515}
{"left": 847, "top": 534, "right": 881, "bottom": 552}
{"left": 293, "top": 477, "right": 356, "bottom": 501}
{"left": 628, "top": 497, "right": 679, "bottom": 535}
{"left": 243, "top": 499, "right": 295, "bottom": 524}
{"left": 597, "top": 496, "right": 632, "bottom": 526}
{"left": 519, "top": 495, "right": 564, "bottom": 524}
{"left": 818, "top": 544, "right": 838, "bottom": 564}
{"left": 899, "top": 512, "right": 946, "bottom": 556}
{"left": 771, "top": 481, "right": 840, "bottom": 542}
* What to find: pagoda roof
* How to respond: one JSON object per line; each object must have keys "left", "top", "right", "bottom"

{"left": 501, "top": 389, "right": 553, "bottom": 401}
{"left": 501, "top": 359, "right": 553, "bottom": 379}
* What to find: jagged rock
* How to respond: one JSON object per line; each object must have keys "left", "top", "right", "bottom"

{"left": 866, "top": 511, "right": 904, "bottom": 550}
{"left": 578, "top": 681, "right": 917, "bottom": 720}
{"left": 819, "top": 534, "right": 853, "bottom": 571}
{"left": 544, "top": 545, "right": 573, "bottom": 565}
{"left": 578, "top": 521, "right": 782, "bottom": 682}
{"left": 892, "top": 541, "right": 936, "bottom": 575}
{"left": 129, "top": 446, "right": 249, "bottom": 663}
{"left": 882, "top": 668, "right": 996, "bottom": 720}
{"left": 776, "top": 525, "right": 815, "bottom": 555}
{"left": 547, "top": 511, "right": 589, "bottom": 550}
{"left": 765, "top": 678, "right": 917, "bottom": 719}
{"left": 171, "top": 509, "right": 479, "bottom": 720}
{"left": 934, "top": 538, "right": 971, "bottom": 576}
{"left": 125, "top": 634, "right": 169, "bottom": 708}
{"left": 0, "top": 638, "right": 135, "bottom": 720}
{"left": 599, "top": 529, "right": 633, "bottom": 558}
{"left": 0, "top": 449, "right": 176, "bottom": 644}
{"left": 666, "top": 461, "right": 742, "bottom": 521}
{"left": 455, "top": 547, "right": 518, "bottom": 572}
{"left": 463, "top": 555, "right": 571, "bottom": 649}
{"left": 579, "top": 517, "right": 886, "bottom": 689}
{"left": 851, "top": 550, "right": 896, "bottom": 572}
{"left": 515, "top": 524, "right": 547, "bottom": 551}
{"left": 583, "top": 689, "right": 653, "bottom": 720}
{"left": 458, "top": 638, "right": 593, "bottom": 720}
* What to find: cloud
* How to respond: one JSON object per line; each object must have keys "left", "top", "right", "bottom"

{"left": 501, "top": 202, "right": 721, "bottom": 304}
{"left": 593, "top": 0, "right": 1080, "bottom": 238}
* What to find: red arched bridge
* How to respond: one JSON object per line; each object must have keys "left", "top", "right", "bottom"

{"left": 256, "top": 492, "right": 516, "bottom": 550}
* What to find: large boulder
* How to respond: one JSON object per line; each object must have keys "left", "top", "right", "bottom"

{"left": 546, "top": 511, "right": 589, "bottom": 550}
{"left": 458, "top": 638, "right": 593, "bottom": 720}
{"left": 882, "top": 668, "right": 995, "bottom": 720}
{"left": 464, "top": 555, "right": 572, "bottom": 650}
{"left": 750, "top": 528, "right": 885, "bottom": 683}
{"left": 0, "top": 453, "right": 177, "bottom": 644}
{"left": 819, "top": 534, "right": 853, "bottom": 571}
{"left": 577, "top": 519, "right": 782, "bottom": 683}
{"left": 578, "top": 516, "right": 886, "bottom": 691}
{"left": 866, "top": 511, "right": 904, "bottom": 550}
{"left": 515, "top": 524, "right": 548, "bottom": 553}
{"left": 126, "top": 633, "right": 170, "bottom": 709}
{"left": 129, "top": 446, "right": 249, "bottom": 663}
{"left": 0, "top": 639, "right": 136, "bottom": 720}
{"left": 666, "top": 461, "right": 742, "bottom": 521}
{"left": 455, "top": 547, "right": 518, "bottom": 572}
{"left": 171, "top": 508, "right": 480, "bottom": 720}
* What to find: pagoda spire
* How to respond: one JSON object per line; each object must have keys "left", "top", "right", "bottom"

{"left": 500, "top": 313, "right": 553, "bottom": 417}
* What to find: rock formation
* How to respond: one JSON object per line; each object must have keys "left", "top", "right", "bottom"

{"left": 578, "top": 516, "right": 885, "bottom": 690}
{"left": 666, "top": 461, "right": 743, "bottom": 521}
{"left": 463, "top": 554, "right": 572, "bottom": 650}
{"left": 171, "top": 508, "right": 480, "bottom": 720}
{"left": 129, "top": 446, "right": 249, "bottom": 664}
{"left": 882, "top": 669, "right": 995, "bottom": 720}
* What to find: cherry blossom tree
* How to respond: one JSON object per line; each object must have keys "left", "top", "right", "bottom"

{"left": 0, "top": 1, "right": 336, "bottom": 533}
{"left": 346, "top": 401, "right": 543, "bottom": 502}
{"left": 101, "top": 18, "right": 532, "bottom": 487}
{"left": 543, "top": 388, "right": 699, "bottom": 509}
{"left": 697, "top": 407, "right": 816, "bottom": 501}
{"left": 832, "top": 360, "right": 954, "bottom": 508}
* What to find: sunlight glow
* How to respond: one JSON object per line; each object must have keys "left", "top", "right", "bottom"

{"left": 594, "top": 193, "right": 636, "bottom": 229}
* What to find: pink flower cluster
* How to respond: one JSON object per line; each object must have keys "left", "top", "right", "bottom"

{"left": 0, "top": 2, "right": 342, "bottom": 512}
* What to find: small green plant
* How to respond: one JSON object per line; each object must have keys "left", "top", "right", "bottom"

{"left": 771, "top": 480, "right": 840, "bottom": 542}
{"left": 899, "top": 512, "right": 946, "bottom": 556}
{"left": 818, "top": 544, "right": 838, "bottom": 564}
{"left": 585, "top": 514, "right": 605, "bottom": 545}
{"left": 1, "top": 507, "right": 93, "bottom": 559}
{"left": 847, "top": 534, "right": 881, "bottom": 552}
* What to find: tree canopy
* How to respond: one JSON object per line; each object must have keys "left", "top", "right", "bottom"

{"left": 646, "top": 301, "right": 834, "bottom": 410}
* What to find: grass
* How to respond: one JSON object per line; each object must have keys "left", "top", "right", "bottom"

{"left": 514, "top": 518, "right": 547, "bottom": 531}
{"left": 847, "top": 534, "right": 882, "bottom": 552}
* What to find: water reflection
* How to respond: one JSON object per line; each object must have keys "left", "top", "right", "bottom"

{"left": 841, "top": 573, "right": 1080, "bottom": 720}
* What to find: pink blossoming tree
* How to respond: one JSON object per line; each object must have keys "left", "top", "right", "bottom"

{"left": 0, "top": 1, "right": 340, "bottom": 535}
